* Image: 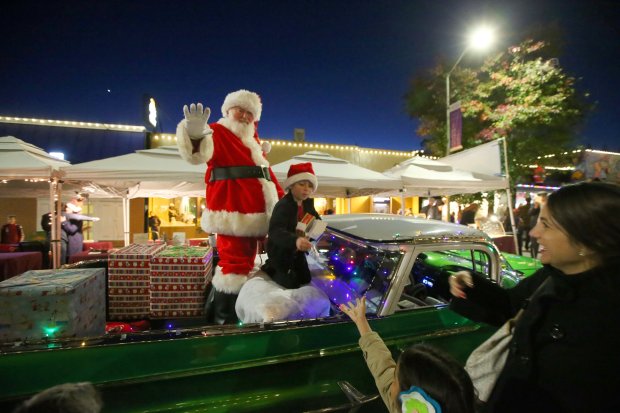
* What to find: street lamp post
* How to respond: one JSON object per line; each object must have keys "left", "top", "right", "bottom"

{"left": 445, "top": 26, "right": 494, "bottom": 155}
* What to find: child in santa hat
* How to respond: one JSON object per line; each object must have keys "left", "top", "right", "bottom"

{"left": 261, "top": 162, "right": 322, "bottom": 289}
{"left": 176, "top": 89, "right": 284, "bottom": 324}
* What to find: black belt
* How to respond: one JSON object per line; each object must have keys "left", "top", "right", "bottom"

{"left": 210, "top": 166, "right": 272, "bottom": 182}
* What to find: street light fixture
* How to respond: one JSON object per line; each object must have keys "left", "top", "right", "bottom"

{"left": 446, "top": 26, "right": 494, "bottom": 155}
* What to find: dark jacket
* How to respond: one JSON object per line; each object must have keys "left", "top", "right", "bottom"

{"left": 262, "top": 192, "right": 321, "bottom": 289}
{"left": 62, "top": 218, "right": 84, "bottom": 259}
{"left": 451, "top": 260, "right": 620, "bottom": 412}
{"left": 528, "top": 205, "right": 541, "bottom": 230}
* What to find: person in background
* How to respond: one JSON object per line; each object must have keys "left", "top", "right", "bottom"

{"left": 323, "top": 208, "right": 335, "bottom": 215}
{"left": 167, "top": 203, "right": 180, "bottom": 223}
{"left": 449, "top": 182, "right": 620, "bottom": 412}
{"left": 62, "top": 196, "right": 99, "bottom": 263}
{"left": 176, "top": 89, "right": 284, "bottom": 324}
{"left": 1, "top": 215, "right": 25, "bottom": 244}
{"left": 515, "top": 196, "right": 531, "bottom": 255}
{"left": 459, "top": 203, "right": 479, "bottom": 226}
{"left": 148, "top": 212, "right": 162, "bottom": 240}
{"left": 40, "top": 211, "right": 61, "bottom": 269}
{"left": 528, "top": 193, "right": 547, "bottom": 259}
{"left": 12, "top": 382, "right": 102, "bottom": 413}
{"left": 423, "top": 197, "right": 442, "bottom": 220}
{"left": 340, "top": 297, "right": 477, "bottom": 413}
{"left": 42, "top": 207, "right": 99, "bottom": 267}
{"left": 261, "top": 162, "right": 321, "bottom": 289}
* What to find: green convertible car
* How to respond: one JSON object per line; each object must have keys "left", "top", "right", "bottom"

{"left": 0, "top": 214, "right": 540, "bottom": 412}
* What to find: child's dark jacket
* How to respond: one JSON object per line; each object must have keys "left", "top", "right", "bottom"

{"left": 262, "top": 192, "right": 321, "bottom": 289}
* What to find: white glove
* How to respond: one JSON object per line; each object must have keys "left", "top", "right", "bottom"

{"left": 183, "top": 103, "right": 212, "bottom": 139}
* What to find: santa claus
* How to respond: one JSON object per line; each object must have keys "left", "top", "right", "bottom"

{"left": 176, "top": 89, "right": 284, "bottom": 324}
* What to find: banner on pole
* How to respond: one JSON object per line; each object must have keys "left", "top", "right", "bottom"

{"left": 449, "top": 102, "right": 463, "bottom": 152}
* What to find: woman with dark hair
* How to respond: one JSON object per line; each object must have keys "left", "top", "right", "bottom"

{"left": 449, "top": 181, "right": 620, "bottom": 412}
{"left": 340, "top": 297, "right": 476, "bottom": 413}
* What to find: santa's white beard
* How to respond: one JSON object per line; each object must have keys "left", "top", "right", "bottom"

{"left": 219, "top": 117, "right": 255, "bottom": 140}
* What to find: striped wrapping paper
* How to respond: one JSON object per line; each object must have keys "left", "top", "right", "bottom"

{"left": 150, "top": 246, "right": 213, "bottom": 318}
{"left": 107, "top": 243, "right": 166, "bottom": 320}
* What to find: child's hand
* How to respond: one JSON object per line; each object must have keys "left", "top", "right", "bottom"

{"left": 340, "top": 297, "right": 371, "bottom": 335}
{"left": 340, "top": 297, "right": 366, "bottom": 321}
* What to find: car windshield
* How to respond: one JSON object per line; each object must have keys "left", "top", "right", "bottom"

{"left": 306, "top": 229, "right": 513, "bottom": 317}
{"left": 308, "top": 230, "right": 403, "bottom": 315}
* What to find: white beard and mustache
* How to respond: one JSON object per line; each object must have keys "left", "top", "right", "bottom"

{"left": 218, "top": 117, "right": 256, "bottom": 140}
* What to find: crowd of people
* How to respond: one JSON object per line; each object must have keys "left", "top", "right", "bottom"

{"left": 3, "top": 86, "right": 619, "bottom": 412}
{"left": 336, "top": 181, "right": 620, "bottom": 413}
{"left": 515, "top": 193, "right": 548, "bottom": 257}
{"left": 180, "top": 87, "right": 620, "bottom": 412}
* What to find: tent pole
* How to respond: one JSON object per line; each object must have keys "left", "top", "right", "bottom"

{"left": 123, "top": 195, "right": 130, "bottom": 246}
{"left": 49, "top": 177, "right": 56, "bottom": 269}
{"left": 51, "top": 179, "right": 63, "bottom": 269}
{"left": 346, "top": 189, "right": 352, "bottom": 214}
{"left": 501, "top": 137, "right": 519, "bottom": 253}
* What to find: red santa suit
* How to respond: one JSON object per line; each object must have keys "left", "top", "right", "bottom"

{"left": 177, "top": 90, "right": 284, "bottom": 297}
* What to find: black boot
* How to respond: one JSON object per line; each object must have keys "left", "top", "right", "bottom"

{"left": 205, "top": 288, "right": 239, "bottom": 325}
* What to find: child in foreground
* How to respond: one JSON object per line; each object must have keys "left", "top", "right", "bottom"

{"left": 340, "top": 297, "right": 477, "bottom": 413}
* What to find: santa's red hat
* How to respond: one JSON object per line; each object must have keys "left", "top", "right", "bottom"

{"left": 221, "top": 89, "right": 262, "bottom": 121}
{"left": 284, "top": 162, "right": 318, "bottom": 191}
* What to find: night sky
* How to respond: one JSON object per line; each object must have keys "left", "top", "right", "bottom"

{"left": 1, "top": 0, "right": 618, "bottom": 154}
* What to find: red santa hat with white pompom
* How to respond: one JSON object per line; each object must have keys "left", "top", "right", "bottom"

{"left": 221, "top": 89, "right": 271, "bottom": 153}
{"left": 284, "top": 162, "right": 318, "bottom": 191}
{"left": 221, "top": 89, "right": 262, "bottom": 121}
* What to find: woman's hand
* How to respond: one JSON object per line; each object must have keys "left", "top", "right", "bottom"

{"left": 340, "top": 297, "right": 372, "bottom": 336}
{"left": 448, "top": 270, "right": 474, "bottom": 299}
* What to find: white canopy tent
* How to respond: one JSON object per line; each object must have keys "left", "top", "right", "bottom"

{"left": 62, "top": 146, "right": 206, "bottom": 193}
{"left": 0, "top": 136, "right": 70, "bottom": 179}
{"left": 387, "top": 149, "right": 518, "bottom": 249}
{"left": 384, "top": 156, "right": 508, "bottom": 197}
{"left": 62, "top": 146, "right": 207, "bottom": 245}
{"left": 440, "top": 139, "right": 503, "bottom": 176}
{"left": 271, "top": 150, "right": 401, "bottom": 196}
{"left": 0, "top": 136, "right": 72, "bottom": 268}
{"left": 440, "top": 138, "right": 518, "bottom": 246}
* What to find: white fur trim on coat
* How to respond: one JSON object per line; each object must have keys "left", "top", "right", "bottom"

{"left": 212, "top": 267, "right": 247, "bottom": 294}
{"left": 221, "top": 89, "right": 262, "bottom": 121}
{"left": 176, "top": 120, "right": 213, "bottom": 164}
{"left": 199, "top": 179, "right": 279, "bottom": 236}
{"left": 201, "top": 209, "right": 269, "bottom": 237}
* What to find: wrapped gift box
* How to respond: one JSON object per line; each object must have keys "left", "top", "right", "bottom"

{"left": 108, "top": 243, "right": 166, "bottom": 320}
{"left": 0, "top": 268, "right": 105, "bottom": 342}
{"left": 150, "top": 246, "right": 213, "bottom": 318}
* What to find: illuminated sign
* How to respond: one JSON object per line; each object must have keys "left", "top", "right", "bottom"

{"left": 143, "top": 95, "right": 159, "bottom": 132}
{"left": 148, "top": 98, "right": 158, "bottom": 128}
